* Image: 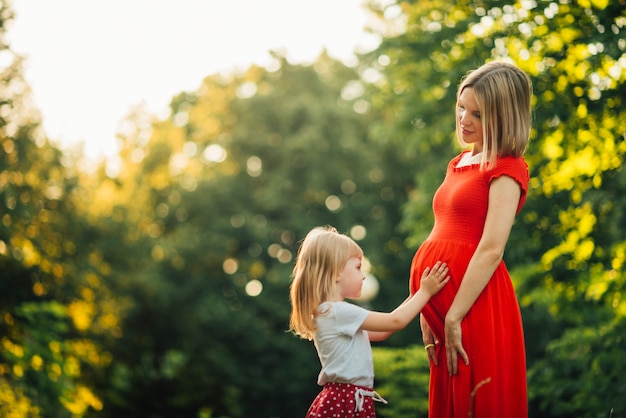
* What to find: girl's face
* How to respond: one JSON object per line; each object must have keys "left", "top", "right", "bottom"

{"left": 336, "top": 256, "right": 365, "bottom": 300}
{"left": 456, "top": 87, "right": 484, "bottom": 154}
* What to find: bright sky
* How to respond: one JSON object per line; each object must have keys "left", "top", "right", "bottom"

{"left": 8, "top": 0, "right": 379, "bottom": 160}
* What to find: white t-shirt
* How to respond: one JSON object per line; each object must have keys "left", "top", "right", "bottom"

{"left": 313, "top": 301, "right": 374, "bottom": 388}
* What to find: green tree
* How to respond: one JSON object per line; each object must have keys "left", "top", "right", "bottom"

{"left": 1, "top": 3, "right": 126, "bottom": 415}
{"left": 88, "top": 53, "right": 419, "bottom": 417}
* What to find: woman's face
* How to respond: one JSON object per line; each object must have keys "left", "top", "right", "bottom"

{"left": 456, "top": 87, "right": 484, "bottom": 154}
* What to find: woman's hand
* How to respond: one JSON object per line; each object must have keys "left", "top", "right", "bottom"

{"left": 420, "top": 315, "right": 439, "bottom": 366}
{"left": 444, "top": 316, "right": 469, "bottom": 375}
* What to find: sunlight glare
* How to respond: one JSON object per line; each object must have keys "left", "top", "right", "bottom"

{"left": 245, "top": 280, "right": 263, "bottom": 297}
{"left": 203, "top": 144, "right": 227, "bottom": 163}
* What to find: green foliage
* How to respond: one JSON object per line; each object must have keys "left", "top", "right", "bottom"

{"left": 528, "top": 316, "right": 626, "bottom": 417}
{"left": 0, "top": 3, "right": 124, "bottom": 415}
{"left": 1, "top": 302, "right": 105, "bottom": 417}
{"left": 372, "top": 345, "right": 430, "bottom": 418}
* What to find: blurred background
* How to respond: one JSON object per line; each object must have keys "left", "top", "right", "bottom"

{"left": 1, "top": 0, "right": 625, "bottom": 417}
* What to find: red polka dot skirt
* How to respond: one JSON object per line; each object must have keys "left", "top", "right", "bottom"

{"left": 306, "top": 382, "right": 387, "bottom": 418}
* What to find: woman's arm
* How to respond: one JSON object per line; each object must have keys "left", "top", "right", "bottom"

{"left": 444, "top": 175, "right": 521, "bottom": 375}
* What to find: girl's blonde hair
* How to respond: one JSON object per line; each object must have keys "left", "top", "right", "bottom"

{"left": 456, "top": 61, "right": 532, "bottom": 170}
{"left": 289, "top": 226, "right": 363, "bottom": 340}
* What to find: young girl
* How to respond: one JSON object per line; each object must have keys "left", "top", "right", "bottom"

{"left": 289, "top": 226, "right": 449, "bottom": 417}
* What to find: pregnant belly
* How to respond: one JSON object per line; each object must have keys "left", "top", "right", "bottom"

{"left": 409, "top": 239, "right": 476, "bottom": 335}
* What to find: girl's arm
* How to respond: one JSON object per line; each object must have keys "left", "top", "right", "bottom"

{"left": 362, "top": 262, "right": 450, "bottom": 341}
{"left": 444, "top": 175, "right": 521, "bottom": 374}
{"left": 367, "top": 295, "right": 410, "bottom": 342}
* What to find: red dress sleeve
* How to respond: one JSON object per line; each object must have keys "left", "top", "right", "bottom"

{"left": 487, "top": 156, "right": 529, "bottom": 214}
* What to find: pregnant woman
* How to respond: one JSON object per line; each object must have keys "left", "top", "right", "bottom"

{"left": 409, "top": 61, "right": 532, "bottom": 418}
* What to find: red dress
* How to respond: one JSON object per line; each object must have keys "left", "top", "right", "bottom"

{"left": 409, "top": 152, "right": 529, "bottom": 418}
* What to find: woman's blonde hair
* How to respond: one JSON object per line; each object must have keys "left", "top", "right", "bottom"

{"left": 289, "top": 226, "right": 363, "bottom": 340}
{"left": 456, "top": 61, "right": 532, "bottom": 169}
